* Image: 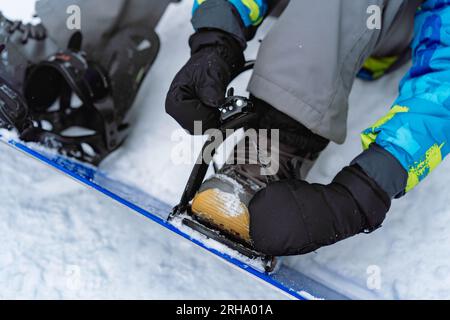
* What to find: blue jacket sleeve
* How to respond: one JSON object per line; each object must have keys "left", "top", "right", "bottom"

{"left": 361, "top": 0, "right": 450, "bottom": 192}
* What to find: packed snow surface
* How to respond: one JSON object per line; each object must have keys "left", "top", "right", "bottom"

{"left": 3, "top": 0, "right": 450, "bottom": 299}
{"left": 0, "top": 0, "right": 284, "bottom": 300}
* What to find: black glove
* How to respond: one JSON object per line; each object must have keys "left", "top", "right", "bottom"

{"left": 249, "top": 165, "right": 391, "bottom": 256}
{"left": 165, "top": 30, "right": 245, "bottom": 134}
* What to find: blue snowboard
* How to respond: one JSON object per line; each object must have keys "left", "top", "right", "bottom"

{"left": 2, "top": 136, "right": 348, "bottom": 300}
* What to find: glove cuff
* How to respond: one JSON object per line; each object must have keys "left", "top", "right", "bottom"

{"left": 189, "top": 30, "right": 245, "bottom": 78}
{"left": 333, "top": 165, "right": 391, "bottom": 232}
{"left": 352, "top": 143, "right": 408, "bottom": 198}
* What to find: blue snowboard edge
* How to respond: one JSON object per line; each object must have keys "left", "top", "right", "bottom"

{"left": 7, "top": 139, "right": 349, "bottom": 300}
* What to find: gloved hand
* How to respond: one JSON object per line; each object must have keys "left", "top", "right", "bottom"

{"left": 165, "top": 30, "right": 245, "bottom": 134}
{"left": 249, "top": 165, "right": 391, "bottom": 256}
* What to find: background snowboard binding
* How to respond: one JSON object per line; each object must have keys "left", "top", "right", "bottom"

{"left": 0, "top": 44, "right": 34, "bottom": 134}
{"left": 2, "top": 27, "right": 160, "bottom": 166}
{"left": 170, "top": 62, "right": 278, "bottom": 273}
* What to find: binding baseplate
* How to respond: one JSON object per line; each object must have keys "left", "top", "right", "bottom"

{"left": 170, "top": 84, "right": 278, "bottom": 273}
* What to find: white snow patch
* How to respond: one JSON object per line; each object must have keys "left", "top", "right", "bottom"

{"left": 137, "top": 39, "right": 151, "bottom": 51}
{"left": 0, "top": 128, "right": 19, "bottom": 140}
{"left": 210, "top": 188, "right": 246, "bottom": 218}
{"left": 298, "top": 291, "right": 323, "bottom": 301}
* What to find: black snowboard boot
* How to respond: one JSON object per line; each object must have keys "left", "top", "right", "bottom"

{"left": 191, "top": 98, "right": 329, "bottom": 243}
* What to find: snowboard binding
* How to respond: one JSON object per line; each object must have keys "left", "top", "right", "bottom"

{"left": 171, "top": 63, "right": 278, "bottom": 273}
{"left": 21, "top": 29, "right": 159, "bottom": 165}
{"left": 22, "top": 47, "right": 119, "bottom": 164}
{"left": 0, "top": 44, "right": 33, "bottom": 133}
{"left": 1, "top": 24, "right": 160, "bottom": 165}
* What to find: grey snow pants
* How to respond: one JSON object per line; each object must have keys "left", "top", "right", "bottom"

{"left": 35, "top": 0, "right": 172, "bottom": 54}
{"left": 249, "top": 0, "right": 421, "bottom": 143}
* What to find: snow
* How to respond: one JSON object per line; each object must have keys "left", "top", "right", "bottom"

{"left": 3, "top": 0, "right": 450, "bottom": 300}
{"left": 0, "top": 0, "right": 284, "bottom": 300}
{"left": 215, "top": 174, "right": 245, "bottom": 196}
{"left": 201, "top": 189, "right": 245, "bottom": 218}
{"left": 0, "top": 144, "right": 288, "bottom": 299}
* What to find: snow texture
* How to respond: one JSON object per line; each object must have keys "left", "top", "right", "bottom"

{"left": 0, "top": 0, "right": 284, "bottom": 300}
{"left": 3, "top": 0, "right": 450, "bottom": 300}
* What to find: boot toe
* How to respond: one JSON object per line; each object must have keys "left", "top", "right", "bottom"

{"left": 191, "top": 176, "right": 251, "bottom": 242}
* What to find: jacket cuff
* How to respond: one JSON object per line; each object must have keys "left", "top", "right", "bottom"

{"left": 191, "top": 0, "right": 248, "bottom": 48}
{"left": 351, "top": 144, "right": 408, "bottom": 199}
